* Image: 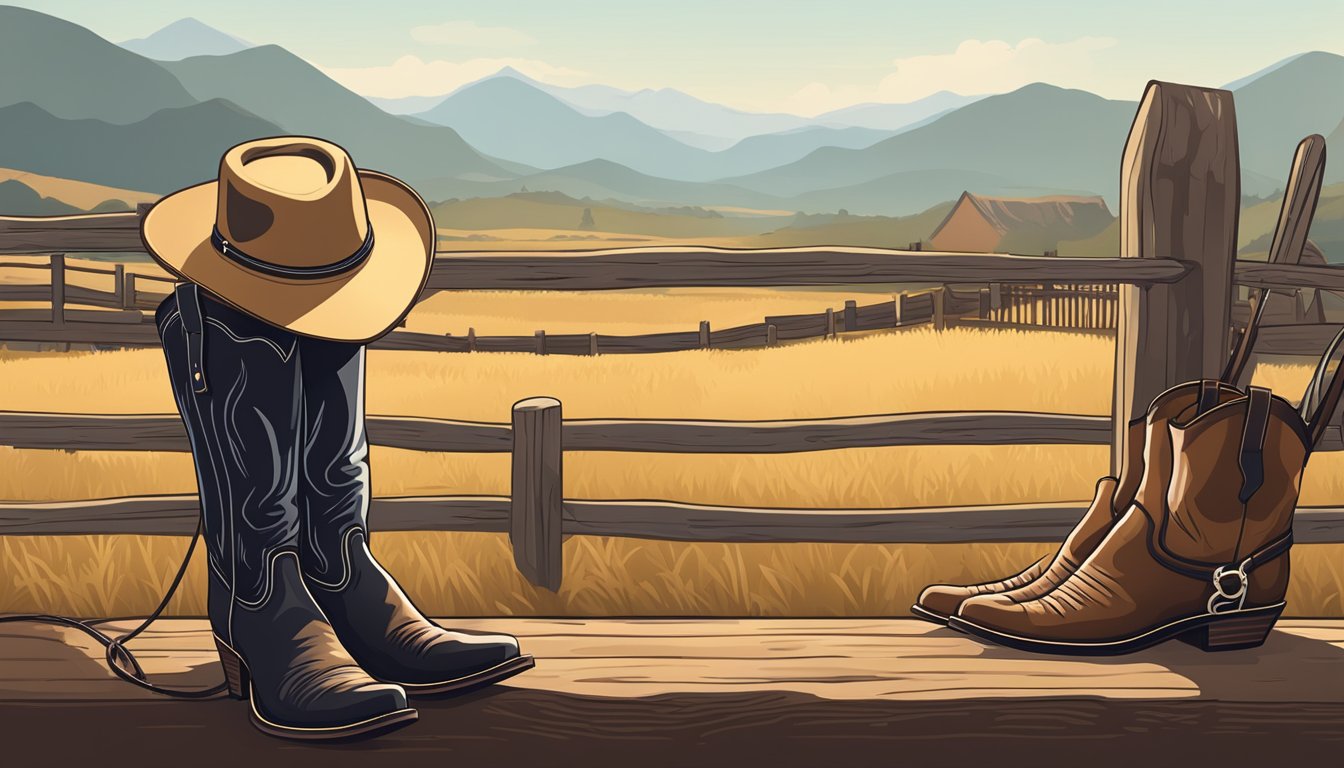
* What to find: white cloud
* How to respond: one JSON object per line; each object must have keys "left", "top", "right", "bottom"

{"left": 786, "top": 37, "right": 1119, "bottom": 115}
{"left": 322, "top": 55, "right": 589, "bottom": 98}
{"left": 411, "top": 20, "right": 535, "bottom": 49}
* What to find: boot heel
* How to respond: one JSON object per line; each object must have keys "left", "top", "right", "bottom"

{"left": 1180, "top": 605, "right": 1284, "bottom": 652}
{"left": 215, "top": 636, "right": 250, "bottom": 699}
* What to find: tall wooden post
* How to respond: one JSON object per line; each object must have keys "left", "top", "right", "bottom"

{"left": 1112, "top": 81, "right": 1239, "bottom": 475}
{"left": 510, "top": 397, "right": 563, "bottom": 591}
{"left": 844, "top": 300, "right": 857, "bottom": 332}
{"left": 50, "top": 253, "right": 65, "bottom": 327}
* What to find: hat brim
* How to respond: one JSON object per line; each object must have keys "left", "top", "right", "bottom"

{"left": 141, "top": 170, "right": 434, "bottom": 344}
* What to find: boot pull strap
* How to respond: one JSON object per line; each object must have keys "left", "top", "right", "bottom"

{"left": 1238, "top": 387, "right": 1271, "bottom": 503}
{"left": 174, "top": 282, "right": 208, "bottom": 395}
{"left": 1302, "top": 326, "right": 1344, "bottom": 450}
{"left": 1197, "top": 379, "right": 1221, "bottom": 415}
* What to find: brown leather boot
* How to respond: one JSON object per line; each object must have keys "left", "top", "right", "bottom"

{"left": 952, "top": 386, "right": 1303, "bottom": 654}
{"left": 912, "top": 380, "right": 1235, "bottom": 624}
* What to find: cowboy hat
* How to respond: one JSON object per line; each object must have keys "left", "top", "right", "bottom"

{"left": 141, "top": 136, "right": 435, "bottom": 343}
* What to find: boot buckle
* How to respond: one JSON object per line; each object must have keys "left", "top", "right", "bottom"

{"left": 1207, "top": 558, "right": 1252, "bottom": 614}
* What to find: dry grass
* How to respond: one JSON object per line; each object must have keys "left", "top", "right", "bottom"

{"left": 3, "top": 298, "right": 1344, "bottom": 617}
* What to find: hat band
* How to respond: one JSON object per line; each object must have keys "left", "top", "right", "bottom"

{"left": 211, "top": 225, "right": 375, "bottom": 280}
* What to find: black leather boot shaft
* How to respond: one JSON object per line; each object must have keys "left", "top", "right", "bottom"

{"left": 296, "top": 340, "right": 527, "bottom": 691}
{"left": 158, "top": 286, "right": 412, "bottom": 736}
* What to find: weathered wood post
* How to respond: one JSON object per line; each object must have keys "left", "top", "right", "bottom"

{"left": 767, "top": 323, "right": 778, "bottom": 346}
{"left": 844, "top": 300, "right": 857, "bottom": 332}
{"left": 50, "top": 253, "right": 65, "bottom": 327}
{"left": 989, "top": 283, "right": 1002, "bottom": 321}
{"left": 1112, "top": 81, "right": 1239, "bottom": 476}
{"left": 825, "top": 308, "right": 837, "bottom": 336}
{"left": 113, "top": 263, "right": 125, "bottom": 307}
{"left": 892, "top": 298, "right": 902, "bottom": 328}
{"left": 699, "top": 320, "right": 711, "bottom": 348}
{"left": 510, "top": 397, "right": 563, "bottom": 590}
{"left": 534, "top": 330, "right": 546, "bottom": 355}
{"left": 122, "top": 272, "right": 137, "bottom": 310}
{"left": 467, "top": 327, "right": 477, "bottom": 352}
{"left": 588, "top": 332, "right": 599, "bottom": 356}
{"left": 932, "top": 288, "right": 946, "bottom": 331}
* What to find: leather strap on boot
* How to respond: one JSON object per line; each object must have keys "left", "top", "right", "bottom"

{"left": 1198, "top": 379, "right": 1223, "bottom": 415}
{"left": 1238, "top": 386, "right": 1271, "bottom": 502}
{"left": 175, "top": 282, "right": 208, "bottom": 394}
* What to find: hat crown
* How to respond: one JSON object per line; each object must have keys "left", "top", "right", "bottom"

{"left": 215, "top": 137, "right": 369, "bottom": 271}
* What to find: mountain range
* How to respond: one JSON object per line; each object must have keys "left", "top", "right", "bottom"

{"left": 119, "top": 17, "right": 252, "bottom": 60}
{"left": 0, "top": 8, "right": 1340, "bottom": 220}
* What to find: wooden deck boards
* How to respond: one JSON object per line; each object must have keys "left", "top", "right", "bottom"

{"left": 4, "top": 618, "right": 1344, "bottom": 765}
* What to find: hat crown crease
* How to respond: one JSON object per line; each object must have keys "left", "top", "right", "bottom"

{"left": 215, "top": 137, "right": 369, "bottom": 270}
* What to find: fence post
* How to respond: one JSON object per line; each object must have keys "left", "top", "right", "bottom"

{"left": 825, "top": 308, "right": 836, "bottom": 337}
{"left": 892, "top": 298, "right": 902, "bottom": 328}
{"left": 510, "top": 397, "right": 563, "bottom": 591}
{"left": 467, "top": 327, "right": 477, "bottom": 352}
{"left": 534, "top": 330, "right": 546, "bottom": 355}
{"left": 122, "top": 272, "right": 137, "bottom": 310}
{"left": 50, "top": 253, "right": 65, "bottom": 326}
{"left": 699, "top": 320, "right": 711, "bottom": 348}
{"left": 113, "top": 263, "right": 125, "bottom": 307}
{"left": 844, "top": 300, "right": 857, "bottom": 332}
{"left": 1112, "top": 81, "right": 1238, "bottom": 476}
{"left": 767, "top": 323, "right": 778, "bottom": 346}
{"left": 932, "top": 288, "right": 946, "bottom": 331}
{"left": 588, "top": 332, "right": 599, "bottom": 356}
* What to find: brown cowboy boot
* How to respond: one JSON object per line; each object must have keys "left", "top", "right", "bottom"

{"left": 952, "top": 386, "right": 1302, "bottom": 654}
{"left": 912, "top": 380, "right": 1236, "bottom": 624}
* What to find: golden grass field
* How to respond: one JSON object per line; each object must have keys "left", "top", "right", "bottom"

{"left": 4, "top": 284, "right": 1344, "bottom": 617}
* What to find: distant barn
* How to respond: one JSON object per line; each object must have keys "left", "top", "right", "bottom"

{"left": 927, "top": 192, "right": 1115, "bottom": 254}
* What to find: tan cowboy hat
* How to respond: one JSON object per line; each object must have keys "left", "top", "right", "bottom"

{"left": 141, "top": 136, "right": 435, "bottom": 343}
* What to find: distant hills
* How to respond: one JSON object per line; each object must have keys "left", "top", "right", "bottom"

{"left": 0, "top": 100, "right": 282, "bottom": 192}
{"left": 0, "top": 6, "right": 196, "bottom": 123}
{"left": 0, "top": 8, "right": 1338, "bottom": 221}
{"left": 412, "top": 74, "right": 896, "bottom": 181}
{"left": 119, "top": 17, "right": 252, "bottom": 61}
{"left": 162, "top": 46, "right": 516, "bottom": 186}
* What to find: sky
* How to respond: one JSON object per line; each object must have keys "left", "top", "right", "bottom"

{"left": 14, "top": 0, "right": 1344, "bottom": 115}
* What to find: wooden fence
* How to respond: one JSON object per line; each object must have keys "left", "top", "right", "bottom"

{"left": 0, "top": 254, "right": 983, "bottom": 353}
{"left": 976, "top": 283, "right": 1120, "bottom": 330}
{"left": 1, "top": 81, "right": 1342, "bottom": 590}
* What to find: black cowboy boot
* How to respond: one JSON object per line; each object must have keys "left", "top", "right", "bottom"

{"left": 157, "top": 284, "right": 417, "bottom": 739}
{"left": 295, "top": 337, "right": 535, "bottom": 696}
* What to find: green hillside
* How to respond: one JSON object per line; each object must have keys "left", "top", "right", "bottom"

{"left": 0, "top": 179, "right": 80, "bottom": 216}
{"left": 0, "top": 6, "right": 196, "bottom": 123}
{"left": 0, "top": 100, "right": 283, "bottom": 192}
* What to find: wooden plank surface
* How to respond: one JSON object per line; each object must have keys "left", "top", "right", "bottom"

{"left": 4, "top": 617, "right": 1344, "bottom": 704}
{"left": 4, "top": 618, "right": 1343, "bottom": 764}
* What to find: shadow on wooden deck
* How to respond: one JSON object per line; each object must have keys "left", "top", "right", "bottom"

{"left": 4, "top": 618, "right": 1344, "bottom": 766}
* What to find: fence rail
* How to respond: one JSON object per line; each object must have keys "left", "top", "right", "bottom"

{"left": 6, "top": 493, "right": 1344, "bottom": 543}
